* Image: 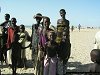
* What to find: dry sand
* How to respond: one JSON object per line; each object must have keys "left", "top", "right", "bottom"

{"left": 0, "top": 28, "right": 100, "bottom": 74}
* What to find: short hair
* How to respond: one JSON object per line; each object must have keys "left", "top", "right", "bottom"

{"left": 35, "top": 13, "right": 42, "bottom": 18}
{"left": 44, "top": 17, "right": 50, "bottom": 22}
{"left": 5, "top": 13, "right": 10, "bottom": 18}
{"left": 20, "top": 24, "right": 25, "bottom": 29}
{"left": 48, "top": 31, "right": 56, "bottom": 38}
{"left": 91, "top": 49, "right": 100, "bottom": 64}
{"left": 60, "top": 9, "right": 66, "bottom": 13}
{"left": 11, "top": 17, "right": 17, "bottom": 22}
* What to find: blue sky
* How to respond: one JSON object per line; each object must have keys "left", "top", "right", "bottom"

{"left": 0, "top": 0, "right": 100, "bottom": 27}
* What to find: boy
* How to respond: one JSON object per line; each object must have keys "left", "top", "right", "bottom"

{"left": 8, "top": 33, "right": 30, "bottom": 75}
{"left": 89, "top": 49, "right": 100, "bottom": 73}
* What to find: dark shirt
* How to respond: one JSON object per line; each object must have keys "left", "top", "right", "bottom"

{"left": 11, "top": 42, "right": 21, "bottom": 58}
{"left": 45, "top": 41, "right": 58, "bottom": 58}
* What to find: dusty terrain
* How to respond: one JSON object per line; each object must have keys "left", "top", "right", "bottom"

{"left": 0, "top": 28, "right": 100, "bottom": 75}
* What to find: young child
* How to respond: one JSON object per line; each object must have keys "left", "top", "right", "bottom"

{"left": 57, "top": 31, "right": 71, "bottom": 75}
{"left": 8, "top": 33, "right": 30, "bottom": 75}
{"left": 19, "top": 24, "right": 30, "bottom": 69}
{"left": 44, "top": 31, "right": 58, "bottom": 75}
{"left": 89, "top": 49, "right": 100, "bottom": 73}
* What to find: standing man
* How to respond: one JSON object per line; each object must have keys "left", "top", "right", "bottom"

{"left": 31, "top": 13, "right": 44, "bottom": 75}
{"left": 56, "top": 9, "right": 71, "bottom": 75}
{"left": 0, "top": 13, "right": 11, "bottom": 64}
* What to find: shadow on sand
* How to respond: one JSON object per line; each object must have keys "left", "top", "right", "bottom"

{"left": 66, "top": 61, "right": 94, "bottom": 75}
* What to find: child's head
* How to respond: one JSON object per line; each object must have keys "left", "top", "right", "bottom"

{"left": 62, "top": 31, "right": 67, "bottom": 42}
{"left": 90, "top": 49, "right": 100, "bottom": 64}
{"left": 20, "top": 24, "right": 25, "bottom": 32}
{"left": 47, "top": 31, "right": 56, "bottom": 41}
{"left": 43, "top": 17, "right": 50, "bottom": 29}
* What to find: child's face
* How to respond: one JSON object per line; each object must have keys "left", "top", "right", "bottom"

{"left": 44, "top": 18, "right": 50, "bottom": 28}
{"left": 48, "top": 32, "right": 56, "bottom": 41}
{"left": 62, "top": 32, "right": 66, "bottom": 41}
{"left": 91, "top": 55, "right": 96, "bottom": 62}
{"left": 20, "top": 26, "right": 24, "bottom": 32}
{"left": 90, "top": 52, "right": 96, "bottom": 62}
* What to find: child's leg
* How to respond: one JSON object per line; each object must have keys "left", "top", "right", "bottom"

{"left": 44, "top": 55, "right": 50, "bottom": 75}
{"left": 12, "top": 57, "right": 17, "bottom": 75}
{"left": 4, "top": 49, "right": 7, "bottom": 63}
{"left": 63, "top": 59, "right": 67, "bottom": 74}
{"left": 49, "top": 56, "right": 57, "bottom": 75}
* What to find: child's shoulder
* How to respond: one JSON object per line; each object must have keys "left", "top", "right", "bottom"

{"left": 89, "top": 63, "right": 100, "bottom": 72}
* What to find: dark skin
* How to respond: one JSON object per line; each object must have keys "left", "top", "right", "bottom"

{"left": 8, "top": 34, "right": 30, "bottom": 75}
{"left": 56, "top": 9, "right": 71, "bottom": 75}
{"left": 89, "top": 49, "right": 100, "bottom": 72}
{"left": 0, "top": 14, "right": 10, "bottom": 63}
{"left": 60, "top": 10, "right": 66, "bottom": 19}
{"left": 31, "top": 13, "right": 42, "bottom": 49}
{"left": 10, "top": 18, "right": 19, "bottom": 33}
{"left": 34, "top": 14, "right": 42, "bottom": 29}
{"left": 5, "top": 14, "right": 10, "bottom": 21}
{"left": 43, "top": 17, "right": 53, "bottom": 41}
{"left": 32, "top": 13, "right": 45, "bottom": 75}
{"left": 0, "top": 14, "right": 10, "bottom": 26}
{"left": 43, "top": 17, "right": 50, "bottom": 29}
{"left": 45, "top": 31, "right": 58, "bottom": 57}
{"left": 57, "top": 9, "right": 70, "bottom": 38}
{"left": 19, "top": 25, "right": 25, "bottom": 38}
{"left": 11, "top": 18, "right": 17, "bottom": 28}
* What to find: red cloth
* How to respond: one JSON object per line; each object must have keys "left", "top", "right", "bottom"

{"left": 6, "top": 27, "right": 15, "bottom": 48}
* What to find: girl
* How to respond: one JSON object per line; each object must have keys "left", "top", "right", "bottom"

{"left": 44, "top": 31, "right": 58, "bottom": 75}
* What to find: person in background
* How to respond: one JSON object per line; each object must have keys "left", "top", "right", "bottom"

{"left": 71, "top": 25, "right": 74, "bottom": 32}
{"left": 78, "top": 24, "right": 81, "bottom": 32}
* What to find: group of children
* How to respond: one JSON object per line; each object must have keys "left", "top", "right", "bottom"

{"left": 0, "top": 9, "right": 100, "bottom": 75}
{"left": 0, "top": 14, "right": 31, "bottom": 75}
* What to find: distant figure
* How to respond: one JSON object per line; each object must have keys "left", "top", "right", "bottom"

{"left": 56, "top": 9, "right": 71, "bottom": 75}
{"left": 0, "top": 13, "right": 11, "bottom": 63}
{"left": 89, "top": 49, "right": 100, "bottom": 73}
{"left": 78, "top": 24, "right": 81, "bottom": 32}
{"left": 71, "top": 25, "right": 74, "bottom": 32}
{"left": 44, "top": 31, "right": 58, "bottom": 75}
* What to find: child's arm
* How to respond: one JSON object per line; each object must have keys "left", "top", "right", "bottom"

{"left": 21, "top": 43, "right": 31, "bottom": 49}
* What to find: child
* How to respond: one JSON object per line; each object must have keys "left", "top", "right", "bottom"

{"left": 89, "top": 49, "right": 100, "bottom": 73}
{"left": 57, "top": 31, "right": 71, "bottom": 75}
{"left": 19, "top": 24, "right": 30, "bottom": 69}
{"left": 8, "top": 33, "right": 30, "bottom": 75}
{"left": 44, "top": 31, "right": 58, "bottom": 75}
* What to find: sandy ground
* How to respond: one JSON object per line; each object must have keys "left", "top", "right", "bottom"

{"left": 0, "top": 28, "right": 100, "bottom": 75}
